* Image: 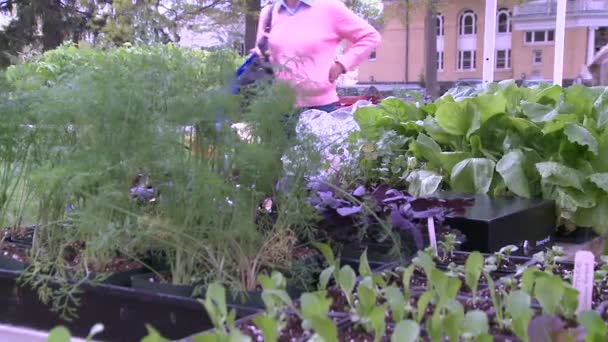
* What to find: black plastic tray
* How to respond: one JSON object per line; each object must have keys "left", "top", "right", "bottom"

{"left": 442, "top": 193, "right": 556, "bottom": 253}
{"left": 0, "top": 270, "right": 259, "bottom": 341}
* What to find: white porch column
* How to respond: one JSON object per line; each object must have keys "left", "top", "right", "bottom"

{"left": 553, "top": 0, "right": 567, "bottom": 86}
{"left": 587, "top": 27, "right": 596, "bottom": 65}
{"left": 482, "top": 0, "right": 498, "bottom": 85}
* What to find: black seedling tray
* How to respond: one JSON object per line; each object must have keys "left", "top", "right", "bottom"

{"left": 0, "top": 270, "right": 258, "bottom": 342}
{"left": 441, "top": 193, "right": 556, "bottom": 253}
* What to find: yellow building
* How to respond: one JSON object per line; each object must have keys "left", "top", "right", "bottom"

{"left": 359, "top": 0, "right": 608, "bottom": 88}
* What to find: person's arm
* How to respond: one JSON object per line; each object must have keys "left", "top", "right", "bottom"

{"left": 252, "top": 6, "right": 272, "bottom": 55}
{"left": 329, "top": 0, "right": 381, "bottom": 72}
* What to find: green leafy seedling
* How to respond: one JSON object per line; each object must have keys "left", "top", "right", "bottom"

{"left": 338, "top": 264, "right": 357, "bottom": 308}
{"left": 300, "top": 292, "right": 337, "bottom": 342}
{"left": 505, "top": 290, "right": 533, "bottom": 342}
{"left": 442, "top": 299, "right": 465, "bottom": 342}
{"left": 314, "top": 242, "right": 340, "bottom": 290}
{"left": 141, "top": 326, "right": 170, "bottom": 342}
{"left": 46, "top": 326, "right": 71, "bottom": 342}
{"left": 534, "top": 273, "right": 565, "bottom": 316}
{"left": 385, "top": 286, "right": 406, "bottom": 322}
{"left": 578, "top": 310, "right": 608, "bottom": 342}
{"left": 465, "top": 252, "right": 484, "bottom": 303}
{"left": 391, "top": 320, "right": 420, "bottom": 342}
{"left": 252, "top": 315, "right": 278, "bottom": 342}
{"left": 400, "top": 264, "right": 416, "bottom": 301}
{"left": 462, "top": 310, "right": 490, "bottom": 341}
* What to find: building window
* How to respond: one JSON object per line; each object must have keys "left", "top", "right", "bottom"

{"left": 497, "top": 9, "right": 511, "bottom": 33}
{"left": 496, "top": 49, "right": 511, "bottom": 69}
{"left": 525, "top": 30, "right": 555, "bottom": 43}
{"left": 436, "top": 14, "right": 444, "bottom": 36}
{"left": 437, "top": 51, "right": 444, "bottom": 71}
{"left": 459, "top": 10, "right": 477, "bottom": 35}
{"left": 458, "top": 50, "right": 476, "bottom": 70}
{"left": 533, "top": 50, "right": 543, "bottom": 64}
{"left": 369, "top": 49, "right": 377, "bottom": 61}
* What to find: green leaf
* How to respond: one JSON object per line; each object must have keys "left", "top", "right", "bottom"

{"left": 203, "top": 282, "right": 228, "bottom": 330}
{"left": 575, "top": 197, "right": 608, "bottom": 235}
{"left": 450, "top": 158, "right": 496, "bottom": 194}
{"left": 594, "top": 88, "right": 608, "bottom": 129}
{"left": 423, "top": 116, "right": 456, "bottom": 145}
{"left": 444, "top": 309, "right": 465, "bottom": 342}
{"left": 588, "top": 173, "right": 608, "bottom": 193}
{"left": 381, "top": 97, "right": 424, "bottom": 121}
{"left": 318, "top": 266, "right": 335, "bottom": 290}
{"left": 257, "top": 274, "right": 275, "bottom": 290}
{"left": 46, "top": 326, "right": 71, "bottom": 342}
{"left": 310, "top": 316, "right": 338, "bottom": 342}
{"left": 370, "top": 305, "right": 387, "bottom": 342}
{"left": 262, "top": 289, "right": 294, "bottom": 308}
{"left": 385, "top": 286, "right": 406, "bottom": 322}
{"left": 521, "top": 266, "right": 540, "bottom": 295}
{"left": 253, "top": 315, "right": 278, "bottom": 342}
{"left": 536, "top": 162, "right": 584, "bottom": 191}
{"left": 438, "top": 152, "right": 474, "bottom": 173}
{"left": 464, "top": 252, "right": 484, "bottom": 294}
{"left": 413, "top": 251, "right": 436, "bottom": 277}
{"left": 474, "top": 334, "right": 494, "bottom": 342}
{"left": 472, "top": 93, "right": 507, "bottom": 122}
{"left": 435, "top": 101, "right": 480, "bottom": 137}
{"left": 357, "top": 283, "right": 377, "bottom": 312}
{"left": 313, "top": 243, "right": 335, "bottom": 266}
{"left": 427, "top": 312, "right": 444, "bottom": 342}
{"left": 410, "top": 133, "right": 442, "bottom": 167}
{"left": 505, "top": 291, "right": 533, "bottom": 342}
{"left": 391, "top": 320, "right": 420, "bottom": 342}
{"left": 521, "top": 101, "right": 560, "bottom": 122}
{"left": 562, "top": 286, "right": 579, "bottom": 318}
{"left": 540, "top": 114, "right": 579, "bottom": 135}
{"left": 534, "top": 274, "right": 564, "bottom": 315}
{"left": 338, "top": 265, "right": 357, "bottom": 297}
{"left": 564, "top": 124, "right": 599, "bottom": 155}
{"left": 358, "top": 250, "right": 373, "bottom": 278}
{"left": 578, "top": 310, "right": 608, "bottom": 342}
{"left": 401, "top": 264, "right": 415, "bottom": 301}
{"left": 354, "top": 106, "right": 385, "bottom": 138}
{"left": 496, "top": 150, "right": 532, "bottom": 198}
{"left": 464, "top": 310, "right": 489, "bottom": 337}
{"left": 406, "top": 170, "right": 442, "bottom": 197}
{"left": 416, "top": 291, "right": 433, "bottom": 323}
{"left": 301, "top": 292, "right": 331, "bottom": 319}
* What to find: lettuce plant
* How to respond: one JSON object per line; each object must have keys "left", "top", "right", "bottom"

{"left": 350, "top": 83, "right": 608, "bottom": 236}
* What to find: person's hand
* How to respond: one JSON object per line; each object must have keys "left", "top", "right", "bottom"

{"left": 329, "top": 62, "right": 346, "bottom": 83}
{"left": 250, "top": 47, "right": 263, "bottom": 56}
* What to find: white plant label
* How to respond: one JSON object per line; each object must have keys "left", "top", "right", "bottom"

{"left": 573, "top": 250, "right": 594, "bottom": 313}
{"left": 427, "top": 217, "right": 438, "bottom": 256}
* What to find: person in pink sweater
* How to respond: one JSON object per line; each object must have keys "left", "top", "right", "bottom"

{"left": 255, "top": 0, "right": 381, "bottom": 113}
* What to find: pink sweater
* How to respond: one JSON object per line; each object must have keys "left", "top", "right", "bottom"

{"left": 256, "top": 0, "right": 381, "bottom": 108}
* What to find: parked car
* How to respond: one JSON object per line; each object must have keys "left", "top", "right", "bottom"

{"left": 360, "top": 83, "right": 426, "bottom": 103}
{"left": 337, "top": 85, "right": 383, "bottom": 107}
{"left": 521, "top": 79, "right": 552, "bottom": 88}
{"left": 454, "top": 79, "right": 484, "bottom": 90}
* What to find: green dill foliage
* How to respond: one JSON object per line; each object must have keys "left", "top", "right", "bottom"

{"left": 2, "top": 43, "right": 319, "bottom": 320}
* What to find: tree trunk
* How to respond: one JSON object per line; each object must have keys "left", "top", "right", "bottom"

{"left": 424, "top": 3, "right": 438, "bottom": 99}
{"left": 244, "top": 0, "right": 261, "bottom": 52}
{"left": 41, "top": 0, "right": 64, "bottom": 51}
